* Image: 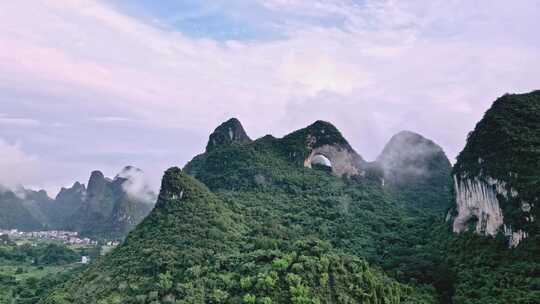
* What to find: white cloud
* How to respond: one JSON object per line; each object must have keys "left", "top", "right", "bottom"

{"left": 0, "top": 117, "right": 40, "bottom": 127}
{"left": 115, "top": 166, "right": 156, "bottom": 204}
{"left": 0, "top": 139, "right": 40, "bottom": 189}
{"left": 0, "top": 0, "right": 539, "bottom": 191}
{"left": 89, "top": 116, "right": 134, "bottom": 123}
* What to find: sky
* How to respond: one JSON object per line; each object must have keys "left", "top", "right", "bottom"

{"left": 0, "top": 0, "right": 539, "bottom": 196}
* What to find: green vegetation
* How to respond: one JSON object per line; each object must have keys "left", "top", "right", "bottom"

{"left": 447, "top": 233, "right": 540, "bottom": 304}
{"left": 0, "top": 190, "right": 43, "bottom": 231}
{"left": 0, "top": 241, "right": 83, "bottom": 303}
{"left": 445, "top": 91, "right": 540, "bottom": 303}
{"left": 377, "top": 131, "right": 453, "bottom": 214}
{"left": 67, "top": 168, "right": 155, "bottom": 240}
{"left": 8, "top": 92, "right": 540, "bottom": 303}
{"left": 0, "top": 167, "right": 155, "bottom": 241}
{"left": 0, "top": 242, "right": 81, "bottom": 266}
{"left": 41, "top": 168, "right": 435, "bottom": 303}
{"left": 41, "top": 121, "right": 451, "bottom": 303}
{"left": 453, "top": 90, "right": 540, "bottom": 231}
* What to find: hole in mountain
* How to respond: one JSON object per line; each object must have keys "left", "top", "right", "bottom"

{"left": 465, "top": 215, "right": 479, "bottom": 232}
{"left": 310, "top": 154, "right": 333, "bottom": 172}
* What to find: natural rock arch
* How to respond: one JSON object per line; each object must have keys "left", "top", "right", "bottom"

{"left": 304, "top": 145, "right": 363, "bottom": 177}
{"left": 310, "top": 154, "right": 332, "bottom": 167}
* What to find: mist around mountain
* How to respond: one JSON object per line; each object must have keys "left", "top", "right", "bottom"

{"left": 0, "top": 166, "right": 157, "bottom": 240}
{"left": 376, "top": 130, "right": 453, "bottom": 214}
{"left": 0, "top": 186, "right": 43, "bottom": 231}
{"left": 41, "top": 118, "right": 452, "bottom": 303}
{"left": 1, "top": 91, "right": 537, "bottom": 304}
{"left": 65, "top": 166, "right": 157, "bottom": 239}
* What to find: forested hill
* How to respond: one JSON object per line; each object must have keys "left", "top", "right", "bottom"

{"left": 444, "top": 91, "right": 540, "bottom": 303}
{"left": 41, "top": 95, "right": 540, "bottom": 304}
{"left": 42, "top": 120, "right": 450, "bottom": 303}
{"left": 450, "top": 91, "right": 540, "bottom": 246}
{"left": 377, "top": 130, "right": 452, "bottom": 214}
{"left": 43, "top": 168, "right": 433, "bottom": 304}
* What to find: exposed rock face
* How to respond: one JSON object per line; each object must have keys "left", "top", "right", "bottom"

{"left": 200, "top": 119, "right": 365, "bottom": 178}
{"left": 206, "top": 118, "right": 252, "bottom": 152}
{"left": 450, "top": 91, "right": 540, "bottom": 247}
{"left": 453, "top": 176, "right": 506, "bottom": 235}
{"left": 304, "top": 145, "right": 363, "bottom": 177}
{"left": 299, "top": 121, "right": 365, "bottom": 177}
{"left": 452, "top": 174, "right": 529, "bottom": 247}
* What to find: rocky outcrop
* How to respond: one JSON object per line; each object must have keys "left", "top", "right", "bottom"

{"left": 206, "top": 118, "right": 252, "bottom": 152}
{"left": 304, "top": 144, "right": 364, "bottom": 177}
{"left": 84, "top": 170, "right": 113, "bottom": 217}
{"left": 297, "top": 121, "right": 365, "bottom": 177}
{"left": 452, "top": 174, "right": 530, "bottom": 247}
{"left": 450, "top": 91, "right": 540, "bottom": 247}
{"left": 453, "top": 175, "right": 507, "bottom": 235}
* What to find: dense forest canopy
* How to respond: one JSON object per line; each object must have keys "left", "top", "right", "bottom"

{"left": 1, "top": 91, "right": 539, "bottom": 304}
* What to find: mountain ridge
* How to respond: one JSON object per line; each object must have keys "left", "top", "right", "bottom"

{"left": 0, "top": 166, "right": 156, "bottom": 240}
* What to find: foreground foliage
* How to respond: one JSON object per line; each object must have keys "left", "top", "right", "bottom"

{"left": 43, "top": 169, "right": 434, "bottom": 304}
{"left": 0, "top": 241, "right": 82, "bottom": 304}
{"left": 33, "top": 94, "right": 540, "bottom": 303}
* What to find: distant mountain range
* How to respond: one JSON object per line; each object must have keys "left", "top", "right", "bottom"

{"left": 0, "top": 166, "right": 156, "bottom": 240}
{"left": 44, "top": 113, "right": 454, "bottom": 302}
{"left": 5, "top": 91, "right": 540, "bottom": 303}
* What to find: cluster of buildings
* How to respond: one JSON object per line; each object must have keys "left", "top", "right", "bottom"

{"left": 0, "top": 229, "right": 98, "bottom": 246}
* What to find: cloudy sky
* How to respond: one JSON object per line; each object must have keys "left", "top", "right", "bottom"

{"left": 1, "top": 0, "right": 539, "bottom": 195}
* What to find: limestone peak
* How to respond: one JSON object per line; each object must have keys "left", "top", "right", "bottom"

{"left": 450, "top": 90, "right": 540, "bottom": 247}
{"left": 205, "top": 118, "right": 252, "bottom": 152}
{"left": 377, "top": 130, "right": 448, "bottom": 176}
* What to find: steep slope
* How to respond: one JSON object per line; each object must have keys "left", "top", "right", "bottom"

{"left": 10, "top": 183, "right": 87, "bottom": 230}
{"left": 0, "top": 167, "right": 155, "bottom": 238}
{"left": 184, "top": 120, "right": 394, "bottom": 261}
{"left": 187, "top": 120, "right": 366, "bottom": 190}
{"left": 206, "top": 117, "right": 252, "bottom": 152}
{"left": 16, "top": 188, "right": 55, "bottom": 227}
{"left": 377, "top": 131, "right": 452, "bottom": 213}
{"left": 43, "top": 120, "right": 437, "bottom": 303}
{"left": 184, "top": 119, "right": 442, "bottom": 299}
{"left": 450, "top": 91, "right": 540, "bottom": 247}
{"left": 43, "top": 168, "right": 242, "bottom": 303}
{"left": 283, "top": 120, "right": 366, "bottom": 177}
{"left": 43, "top": 168, "right": 422, "bottom": 304}
{"left": 0, "top": 187, "right": 43, "bottom": 231}
{"left": 67, "top": 167, "right": 156, "bottom": 239}
{"left": 49, "top": 182, "right": 87, "bottom": 225}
